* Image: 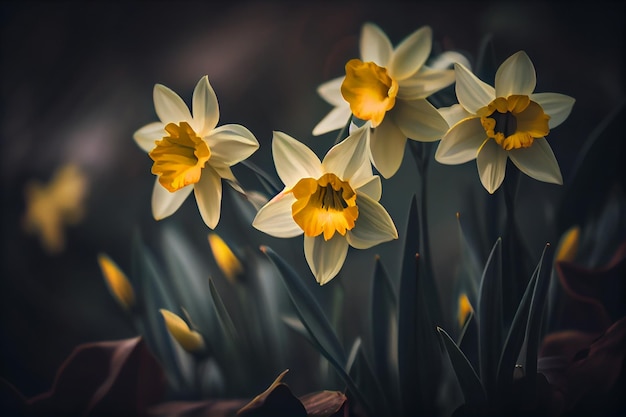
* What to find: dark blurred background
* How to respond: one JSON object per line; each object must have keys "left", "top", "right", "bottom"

{"left": 1, "top": 0, "right": 624, "bottom": 399}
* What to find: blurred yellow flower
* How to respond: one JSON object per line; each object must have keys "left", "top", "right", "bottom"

{"left": 97, "top": 253, "right": 135, "bottom": 310}
{"left": 133, "top": 75, "right": 259, "bottom": 228}
{"left": 313, "top": 23, "right": 453, "bottom": 178}
{"left": 435, "top": 51, "right": 575, "bottom": 193}
{"left": 208, "top": 233, "right": 244, "bottom": 284}
{"left": 253, "top": 126, "right": 398, "bottom": 285}
{"left": 22, "top": 164, "right": 88, "bottom": 254}
{"left": 160, "top": 309, "right": 206, "bottom": 353}
{"left": 555, "top": 225, "right": 580, "bottom": 263}
{"left": 457, "top": 293, "right": 473, "bottom": 328}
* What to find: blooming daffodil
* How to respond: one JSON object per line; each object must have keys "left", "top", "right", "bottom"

{"left": 313, "top": 23, "right": 454, "bottom": 178}
{"left": 435, "top": 51, "right": 575, "bottom": 193}
{"left": 252, "top": 126, "right": 398, "bottom": 285}
{"left": 133, "top": 76, "right": 259, "bottom": 228}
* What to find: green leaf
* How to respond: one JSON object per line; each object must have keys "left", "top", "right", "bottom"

{"left": 496, "top": 260, "right": 539, "bottom": 389}
{"left": 369, "top": 256, "right": 400, "bottom": 408}
{"left": 523, "top": 243, "right": 553, "bottom": 380}
{"left": 240, "top": 159, "right": 282, "bottom": 196}
{"left": 160, "top": 224, "right": 217, "bottom": 342}
{"left": 477, "top": 238, "right": 503, "bottom": 397}
{"left": 438, "top": 326, "right": 487, "bottom": 407}
{"left": 208, "top": 278, "right": 239, "bottom": 343}
{"left": 261, "top": 246, "right": 375, "bottom": 415}
{"left": 398, "top": 196, "right": 442, "bottom": 415}
{"left": 130, "top": 230, "right": 187, "bottom": 392}
{"left": 347, "top": 338, "right": 391, "bottom": 416}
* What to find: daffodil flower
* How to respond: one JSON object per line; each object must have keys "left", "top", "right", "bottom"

{"left": 133, "top": 76, "right": 259, "bottom": 228}
{"left": 252, "top": 126, "right": 398, "bottom": 285}
{"left": 435, "top": 51, "right": 575, "bottom": 193}
{"left": 313, "top": 23, "right": 454, "bottom": 178}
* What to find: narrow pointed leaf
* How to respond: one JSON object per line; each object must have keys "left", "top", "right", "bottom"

{"left": 438, "top": 326, "right": 487, "bottom": 407}
{"left": 523, "top": 243, "right": 553, "bottom": 380}
{"left": 130, "top": 231, "right": 186, "bottom": 391}
{"left": 477, "top": 238, "right": 503, "bottom": 397}
{"left": 208, "top": 278, "right": 239, "bottom": 343}
{"left": 496, "top": 261, "right": 539, "bottom": 388}
{"left": 398, "top": 196, "right": 442, "bottom": 415}
{"left": 347, "top": 338, "right": 391, "bottom": 416}
{"left": 370, "top": 256, "right": 399, "bottom": 406}
{"left": 262, "top": 246, "right": 374, "bottom": 415}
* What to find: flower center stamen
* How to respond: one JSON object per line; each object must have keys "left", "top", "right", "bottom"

{"left": 341, "top": 59, "right": 398, "bottom": 128}
{"left": 149, "top": 122, "right": 211, "bottom": 192}
{"left": 291, "top": 173, "right": 358, "bottom": 241}
{"left": 478, "top": 95, "right": 550, "bottom": 151}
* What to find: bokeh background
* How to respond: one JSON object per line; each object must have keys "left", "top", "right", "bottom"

{"left": 1, "top": 0, "right": 624, "bottom": 400}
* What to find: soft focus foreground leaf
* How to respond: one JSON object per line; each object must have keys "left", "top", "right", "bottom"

{"left": 369, "top": 257, "right": 399, "bottom": 410}
{"left": 131, "top": 231, "right": 188, "bottom": 392}
{"left": 398, "top": 196, "right": 442, "bottom": 415}
{"left": 25, "top": 337, "right": 165, "bottom": 416}
{"left": 557, "top": 100, "right": 626, "bottom": 234}
{"left": 262, "top": 246, "right": 374, "bottom": 415}
{"left": 438, "top": 327, "right": 487, "bottom": 407}
{"left": 477, "top": 238, "right": 503, "bottom": 397}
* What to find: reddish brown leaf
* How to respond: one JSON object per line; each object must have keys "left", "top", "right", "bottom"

{"left": 300, "top": 390, "right": 348, "bottom": 417}
{"left": 25, "top": 336, "right": 165, "bottom": 415}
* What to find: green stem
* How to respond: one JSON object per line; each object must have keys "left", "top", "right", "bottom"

{"left": 333, "top": 116, "right": 353, "bottom": 145}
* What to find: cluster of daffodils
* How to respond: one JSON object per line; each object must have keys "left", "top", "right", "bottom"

{"left": 133, "top": 23, "right": 574, "bottom": 284}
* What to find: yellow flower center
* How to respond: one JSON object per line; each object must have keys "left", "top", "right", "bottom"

{"left": 478, "top": 95, "right": 550, "bottom": 151}
{"left": 149, "top": 122, "right": 211, "bottom": 192}
{"left": 341, "top": 59, "right": 398, "bottom": 128}
{"left": 291, "top": 173, "right": 359, "bottom": 241}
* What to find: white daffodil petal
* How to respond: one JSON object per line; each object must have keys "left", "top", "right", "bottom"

{"left": 252, "top": 192, "right": 302, "bottom": 238}
{"left": 304, "top": 235, "right": 349, "bottom": 285}
{"left": 439, "top": 104, "right": 473, "bottom": 128}
{"left": 509, "top": 138, "right": 563, "bottom": 185}
{"left": 317, "top": 76, "right": 346, "bottom": 106}
{"left": 207, "top": 124, "right": 259, "bottom": 166}
{"left": 370, "top": 119, "right": 407, "bottom": 179}
{"left": 151, "top": 180, "right": 193, "bottom": 220}
{"left": 476, "top": 140, "right": 508, "bottom": 194}
{"left": 322, "top": 125, "right": 369, "bottom": 180}
{"left": 347, "top": 192, "right": 398, "bottom": 249}
{"left": 455, "top": 63, "right": 495, "bottom": 114}
{"left": 531, "top": 93, "right": 575, "bottom": 129}
{"left": 389, "top": 26, "right": 432, "bottom": 81}
{"left": 435, "top": 117, "right": 485, "bottom": 164}
{"left": 354, "top": 174, "right": 381, "bottom": 201}
{"left": 396, "top": 68, "right": 455, "bottom": 100}
{"left": 154, "top": 84, "right": 193, "bottom": 125}
{"left": 192, "top": 75, "right": 219, "bottom": 135}
{"left": 312, "top": 105, "right": 352, "bottom": 136}
{"left": 495, "top": 51, "right": 536, "bottom": 98}
{"left": 133, "top": 122, "right": 164, "bottom": 152}
{"left": 194, "top": 166, "right": 223, "bottom": 229}
{"left": 393, "top": 99, "right": 448, "bottom": 141}
{"left": 272, "top": 132, "right": 322, "bottom": 187}
{"left": 360, "top": 23, "right": 393, "bottom": 66}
